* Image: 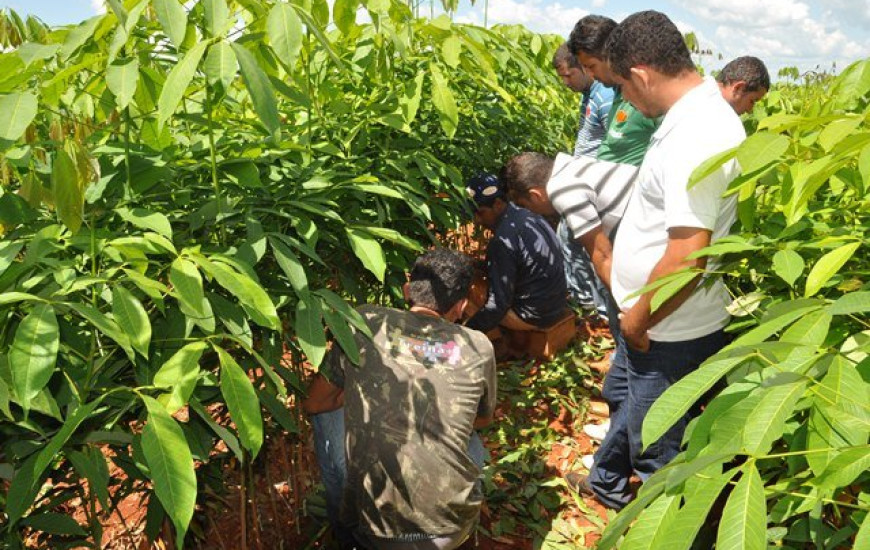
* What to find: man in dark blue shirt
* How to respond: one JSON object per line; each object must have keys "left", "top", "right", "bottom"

{"left": 464, "top": 173, "right": 567, "bottom": 334}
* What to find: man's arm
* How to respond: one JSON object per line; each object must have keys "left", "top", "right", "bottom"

{"left": 578, "top": 225, "right": 613, "bottom": 290}
{"left": 620, "top": 226, "right": 711, "bottom": 351}
{"left": 466, "top": 238, "right": 517, "bottom": 332}
{"left": 301, "top": 374, "right": 344, "bottom": 414}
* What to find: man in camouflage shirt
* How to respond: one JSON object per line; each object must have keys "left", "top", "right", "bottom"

{"left": 304, "top": 249, "right": 497, "bottom": 549}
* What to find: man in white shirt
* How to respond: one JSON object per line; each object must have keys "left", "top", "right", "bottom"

{"left": 566, "top": 10, "right": 747, "bottom": 509}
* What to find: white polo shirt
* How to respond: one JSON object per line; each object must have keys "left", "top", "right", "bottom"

{"left": 546, "top": 153, "right": 640, "bottom": 240}
{"left": 611, "top": 77, "right": 746, "bottom": 342}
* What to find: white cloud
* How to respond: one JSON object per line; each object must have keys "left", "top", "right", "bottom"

{"left": 91, "top": 0, "right": 106, "bottom": 14}
{"left": 591, "top": 0, "right": 606, "bottom": 7}
{"left": 458, "top": 0, "right": 588, "bottom": 38}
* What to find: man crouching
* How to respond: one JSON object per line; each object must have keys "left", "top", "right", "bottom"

{"left": 304, "top": 249, "right": 497, "bottom": 550}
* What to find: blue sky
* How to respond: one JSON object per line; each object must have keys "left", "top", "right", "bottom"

{"left": 6, "top": 0, "right": 870, "bottom": 76}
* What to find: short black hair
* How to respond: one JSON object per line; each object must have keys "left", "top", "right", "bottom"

{"left": 716, "top": 56, "right": 771, "bottom": 92}
{"left": 408, "top": 249, "right": 473, "bottom": 314}
{"left": 552, "top": 42, "right": 580, "bottom": 70}
{"left": 501, "top": 153, "right": 554, "bottom": 196}
{"left": 568, "top": 15, "right": 617, "bottom": 57}
{"left": 605, "top": 11, "right": 695, "bottom": 79}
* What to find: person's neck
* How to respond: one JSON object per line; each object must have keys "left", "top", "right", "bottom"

{"left": 410, "top": 305, "right": 444, "bottom": 320}
{"left": 658, "top": 70, "right": 704, "bottom": 114}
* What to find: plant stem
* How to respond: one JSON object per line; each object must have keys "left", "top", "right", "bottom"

{"left": 205, "top": 86, "right": 226, "bottom": 246}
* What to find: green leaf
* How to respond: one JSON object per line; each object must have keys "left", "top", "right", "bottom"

{"left": 441, "top": 35, "right": 461, "bottom": 68}
{"left": 216, "top": 347, "right": 263, "bottom": 457}
{"left": 642, "top": 355, "right": 749, "bottom": 451}
{"left": 203, "top": 0, "right": 230, "bottom": 37}
{"left": 772, "top": 249, "right": 804, "bottom": 287}
{"left": 688, "top": 147, "right": 737, "bottom": 189}
{"left": 401, "top": 72, "right": 425, "bottom": 125}
{"left": 113, "top": 286, "right": 152, "bottom": 358}
{"left": 170, "top": 257, "right": 205, "bottom": 317}
{"left": 742, "top": 381, "right": 806, "bottom": 456}
{"left": 206, "top": 259, "right": 279, "bottom": 330}
{"left": 296, "top": 293, "right": 327, "bottom": 367}
{"left": 153, "top": 342, "right": 207, "bottom": 414}
{"left": 716, "top": 463, "right": 766, "bottom": 550}
{"left": 621, "top": 494, "right": 679, "bottom": 550}
{"left": 141, "top": 395, "right": 196, "bottom": 547}
{"left": 813, "top": 446, "right": 870, "bottom": 492}
{"left": 429, "top": 63, "right": 458, "bottom": 138}
{"left": 157, "top": 40, "right": 208, "bottom": 129}
{"left": 736, "top": 131, "right": 790, "bottom": 173}
{"left": 346, "top": 227, "right": 386, "bottom": 282}
{"left": 333, "top": 0, "right": 359, "bottom": 34}
{"left": 152, "top": 0, "right": 188, "bottom": 48}
{"left": 818, "top": 117, "right": 863, "bottom": 152}
{"left": 116, "top": 207, "right": 172, "bottom": 239}
{"left": 20, "top": 512, "right": 86, "bottom": 536}
{"left": 855, "top": 507, "right": 870, "bottom": 550}
{"left": 597, "top": 475, "right": 667, "bottom": 549}
{"left": 9, "top": 304, "right": 58, "bottom": 406}
{"left": 805, "top": 242, "right": 861, "bottom": 297}
{"left": 267, "top": 3, "right": 303, "bottom": 70}
{"left": 650, "top": 270, "right": 699, "bottom": 314}
{"left": 67, "top": 303, "right": 135, "bottom": 361}
{"left": 230, "top": 42, "right": 280, "bottom": 137}
{"left": 724, "top": 301, "right": 823, "bottom": 351}
{"left": 0, "top": 92, "right": 38, "bottom": 141}
{"left": 60, "top": 16, "right": 101, "bottom": 59}
{"left": 6, "top": 397, "right": 104, "bottom": 525}
{"left": 52, "top": 149, "right": 84, "bottom": 234}
{"left": 68, "top": 447, "right": 111, "bottom": 509}
{"left": 830, "top": 291, "right": 870, "bottom": 315}
{"left": 203, "top": 41, "right": 237, "bottom": 91}
{"left": 316, "top": 288, "right": 372, "bottom": 337}
{"left": 190, "top": 398, "right": 243, "bottom": 460}
{"left": 106, "top": 58, "right": 139, "bottom": 110}
{"left": 269, "top": 236, "right": 308, "bottom": 292}
{"left": 666, "top": 470, "right": 738, "bottom": 550}
{"left": 323, "top": 307, "right": 359, "bottom": 365}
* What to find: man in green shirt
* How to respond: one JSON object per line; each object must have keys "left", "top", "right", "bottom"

{"left": 569, "top": 15, "right": 659, "bottom": 167}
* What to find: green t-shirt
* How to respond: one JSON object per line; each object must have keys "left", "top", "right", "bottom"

{"left": 596, "top": 90, "right": 659, "bottom": 167}
{"left": 324, "top": 305, "right": 497, "bottom": 539}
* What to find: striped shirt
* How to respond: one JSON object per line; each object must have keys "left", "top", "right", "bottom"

{"left": 574, "top": 81, "right": 615, "bottom": 158}
{"left": 546, "top": 153, "right": 639, "bottom": 241}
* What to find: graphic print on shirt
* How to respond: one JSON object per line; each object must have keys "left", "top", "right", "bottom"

{"left": 388, "top": 327, "right": 462, "bottom": 365}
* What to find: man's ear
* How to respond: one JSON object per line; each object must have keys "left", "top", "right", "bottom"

{"left": 630, "top": 66, "right": 651, "bottom": 89}
{"left": 447, "top": 298, "right": 468, "bottom": 322}
{"left": 403, "top": 281, "right": 411, "bottom": 302}
{"left": 527, "top": 187, "right": 548, "bottom": 204}
{"left": 731, "top": 80, "right": 747, "bottom": 96}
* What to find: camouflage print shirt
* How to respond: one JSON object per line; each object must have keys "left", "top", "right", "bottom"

{"left": 323, "top": 304, "right": 497, "bottom": 539}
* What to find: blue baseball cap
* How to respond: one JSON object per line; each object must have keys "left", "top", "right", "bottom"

{"left": 465, "top": 173, "right": 505, "bottom": 208}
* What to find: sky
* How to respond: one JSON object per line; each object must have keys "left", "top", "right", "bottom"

{"left": 5, "top": 0, "right": 869, "bottom": 77}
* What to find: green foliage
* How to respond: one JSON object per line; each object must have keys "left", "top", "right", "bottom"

{"left": 0, "top": 1, "right": 572, "bottom": 546}
{"left": 603, "top": 57, "right": 870, "bottom": 549}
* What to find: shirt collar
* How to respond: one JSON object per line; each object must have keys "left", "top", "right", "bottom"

{"left": 652, "top": 77, "right": 720, "bottom": 141}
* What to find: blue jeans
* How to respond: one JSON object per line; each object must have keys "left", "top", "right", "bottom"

{"left": 311, "top": 408, "right": 487, "bottom": 546}
{"left": 558, "top": 222, "right": 608, "bottom": 316}
{"left": 588, "top": 330, "right": 728, "bottom": 509}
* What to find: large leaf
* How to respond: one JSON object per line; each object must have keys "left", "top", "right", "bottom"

{"left": 216, "top": 347, "right": 263, "bottom": 457}
{"left": 106, "top": 58, "right": 139, "bottom": 110}
{"left": 772, "top": 249, "right": 804, "bottom": 287}
{"left": 830, "top": 291, "right": 870, "bottom": 315}
{"left": 112, "top": 286, "right": 152, "bottom": 358}
{"left": 804, "top": 242, "right": 861, "bottom": 297}
{"left": 230, "top": 42, "right": 280, "bottom": 137}
{"left": 60, "top": 16, "right": 102, "bottom": 59}
{"left": 203, "top": 41, "right": 237, "bottom": 90}
{"left": 855, "top": 507, "right": 870, "bottom": 550}
{"left": 205, "top": 259, "right": 279, "bottom": 330}
{"left": 116, "top": 207, "right": 172, "bottom": 239}
{"left": 716, "top": 463, "right": 766, "bottom": 550}
{"left": 5, "top": 397, "right": 104, "bottom": 525}
{"left": 736, "top": 131, "right": 790, "bottom": 173}
{"left": 665, "top": 470, "right": 738, "bottom": 550}
{"left": 0, "top": 92, "right": 38, "bottom": 141}
{"left": 152, "top": 341, "right": 207, "bottom": 413}
{"left": 333, "top": 0, "right": 359, "bottom": 34}
{"left": 141, "top": 395, "right": 196, "bottom": 547}
{"left": 152, "top": 0, "right": 188, "bottom": 48}
{"left": 688, "top": 147, "right": 737, "bottom": 189}
{"left": 9, "top": 304, "right": 58, "bottom": 407}
{"left": 157, "top": 40, "right": 208, "bottom": 129}
{"left": 296, "top": 293, "right": 327, "bottom": 367}
{"left": 68, "top": 447, "right": 111, "bottom": 509}
{"left": 620, "top": 494, "right": 679, "bottom": 550}
{"left": 742, "top": 381, "right": 806, "bottom": 455}
{"left": 269, "top": 236, "right": 308, "bottom": 292}
{"left": 170, "top": 257, "right": 206, "bottom": 317}
{"left": 323, "top": 307, "right": 359, "bottom": 365}
{"left": 813, "top": 446, "right": 870, "bottom": 492}
{"left": 67, "top": 303, "right": 135, "bottom": 361}
{"left": 346, "top": 227, "right": 386, "bottom": 282}
{"left": 429, "top": 63, "right": 458, "bottom": 138}
{"left": 642, "top": 355, "right": 749, "bottom": 450}
{"left": 203, "top": 0, "right": 230, "bottom": 37}
{"left": 52, "top": 148, "right": 84, "bottom": 234}
{"left": 267, "top": 3, "right": 303, "bottom": 70}
{"left": 190, "top": 398, "right": 243, "bottom": 461}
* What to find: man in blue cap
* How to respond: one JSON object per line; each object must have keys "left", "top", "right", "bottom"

{"left": 464, "top": 173, "right": 567, "bottom": 338}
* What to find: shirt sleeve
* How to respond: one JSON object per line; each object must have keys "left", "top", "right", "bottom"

{"left": 466, "top": 235, "right": 517, "bottom": 333}
{"left": 664, "top": 152, "right": 738, "bottom": 231}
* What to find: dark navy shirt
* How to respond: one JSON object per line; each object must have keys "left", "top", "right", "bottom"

{"left": 466, "top": 203, "right": 567, "bottom": 333}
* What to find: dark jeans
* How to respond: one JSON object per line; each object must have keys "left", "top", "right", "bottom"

{"left": 588, "top": 329, "right": 729, "bottom": 509}
{"left": 311, "top": 408, "right": 486, "bottom": 548}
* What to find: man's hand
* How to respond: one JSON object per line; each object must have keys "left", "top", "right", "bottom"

{"left": 619, "top": 308, "right": 650, "bottom": 352}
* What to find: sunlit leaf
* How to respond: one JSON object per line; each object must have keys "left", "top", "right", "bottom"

{"left": 216, "top": 347, "right": 263, "bottom": 457}
{"left": 804, "top": 242, "right": 861, "bottom": 297}
{"left": 9, "top": 304, "right": 58, "bottom": 406}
